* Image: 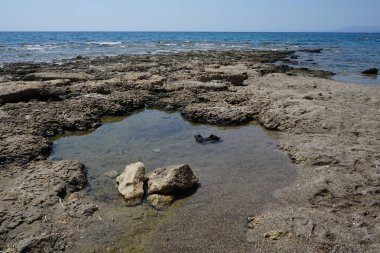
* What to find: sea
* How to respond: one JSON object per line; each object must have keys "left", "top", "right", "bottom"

{"left": 0, "top": 32, "right": 379, "bottom": 85}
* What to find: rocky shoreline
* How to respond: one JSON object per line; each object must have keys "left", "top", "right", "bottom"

{"left": 0, "top": 50, "right": 379, "bottom": 252}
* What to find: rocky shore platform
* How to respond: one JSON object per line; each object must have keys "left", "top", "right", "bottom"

{"left": 0, "top": 50, "right": 379, "bottom": 252}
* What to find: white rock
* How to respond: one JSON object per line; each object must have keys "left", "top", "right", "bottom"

{"left": 116, "top": 162, "right": 145, "bottom": 201}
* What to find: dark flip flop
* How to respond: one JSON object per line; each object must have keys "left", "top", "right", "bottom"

{"left": 194, "top": 134, "right": 205, "bottom": 143}
{"left": 204, "top": 134, "right": 221, "bottom": 143}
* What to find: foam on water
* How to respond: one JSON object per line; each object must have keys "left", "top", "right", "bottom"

{"left": 24, "top": 45, "right": 45, "bottom": 51}
{"left": 85, "top": 41, "right": 123, "bottom": 46}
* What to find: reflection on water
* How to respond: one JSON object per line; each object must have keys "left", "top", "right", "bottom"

{"left": 50, "top": 109, "right": 297, "bottom": 252}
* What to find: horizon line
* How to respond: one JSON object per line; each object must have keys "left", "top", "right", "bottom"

{"left": 1, "top": 30, "right": 380, "bottom": 33}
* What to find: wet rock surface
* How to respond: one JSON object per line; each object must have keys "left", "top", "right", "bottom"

{"left": 0, "top": 50, "right": 379, "bottom": 252}
{"left": 147, "top": 194, "right": 175, "bottom": 211}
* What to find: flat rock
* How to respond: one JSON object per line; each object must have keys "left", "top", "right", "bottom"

{"left": 197, "top": 72, "right": 248, "bottom": 86}
{"left": 116, "top": 162, "right": 145, "bottom": 201}
{"left": 0, "top": 160, "right": 87, "bottom": 234}
{"left": 182, "top": 104, "right": 255, "bottom": 125}
{"left": 121, "top": 72, "right": 152, "bottom": 81}
{"left": 148, "top": 164, "right": 198, "bottom": 195}
{"left": 0, "top": 81, "right": 46, "bottom": 105}
{"left": 24, "top": 71, "right": 95, "bottom": 81}
{"left": 147, "top": 194, "right": 175, "bottom": 210}
{"left": 164, "top": 80, "right": 228, "bottom": 91}
{"left": 15, "top": 234, "right": 61, "bottom": 253}
{"left": 0, "top": 135, "right": 52, "bottom": 165}
{"left": 134, "top": 75, "right": 167, "bottom": 90}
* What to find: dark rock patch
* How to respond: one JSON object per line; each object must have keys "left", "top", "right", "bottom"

{"left": 362, "top": 68, "right": 378, "bottom": 75}
{"left": 299, "top": 48, "right": 323, "bottom": 53}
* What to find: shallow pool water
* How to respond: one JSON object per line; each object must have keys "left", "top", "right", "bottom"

{"left": 50, "top": 109, "right": 297, "bottom": 252}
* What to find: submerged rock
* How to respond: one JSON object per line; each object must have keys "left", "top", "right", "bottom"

{"left": 148, "top": 164, "right": 198, "bottom": 195}
{"left": 116, "top": 162, "right": 145, "bottom": 202}
{"left": 362, "top": 68, "right": 378, "bottom": 75}
{"left": 147, "top": 194, "right": 175, "bottom": 210}
{"left": 103, "top": 169, "right": 119, "bottom": 178}
{"left": 264, "top": 230, "right": 288, "bottom": 240}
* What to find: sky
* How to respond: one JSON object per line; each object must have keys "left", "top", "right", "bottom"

{"left": 1, "top": 0, "right": 380, "bottom": 32}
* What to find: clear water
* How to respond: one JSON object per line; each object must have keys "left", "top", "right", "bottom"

{"left": 0, "top": 32, "right": 379, "bottom": 85}
{"left": 50, "top": 110, "right": 297, "bottom": 252}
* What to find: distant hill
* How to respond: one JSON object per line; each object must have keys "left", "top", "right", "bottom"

{"left": 332, "top": 26, "right": 380, "bottom": 33}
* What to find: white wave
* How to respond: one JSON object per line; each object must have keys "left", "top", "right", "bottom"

{"left": 195, "top": 43, "right": 215, "bottom": 47}
{"left": 85, "top": 41, "right": 122, "bottom": 46}
{"left": 45, "top": 45, "right": 59, "bottom": 50}
{"left": 24, "top": 45, "right": 45, "bottom": 51}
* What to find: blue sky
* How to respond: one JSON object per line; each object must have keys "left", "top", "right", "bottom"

{"left": 1, "top": 0, "right": 380, "bottom": 32}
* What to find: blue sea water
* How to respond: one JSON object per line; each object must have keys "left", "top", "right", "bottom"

{"left": 0, "top": 32, "right": 379, "bottom": 85}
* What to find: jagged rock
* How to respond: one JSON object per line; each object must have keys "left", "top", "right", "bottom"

{"left": 148, "top": 164, "right": 198, "bottom": 194}
{"left": 147, "top": 194, "right": 175, "bottom": 210}
{"left": 362, "top": 68, "right": 378, "bottom": 75}
{"left": 116, "top": 162, "right": 145, "bottom": 201}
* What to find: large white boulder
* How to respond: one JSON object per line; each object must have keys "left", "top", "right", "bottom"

{"left": 116, "top": 162, "right": 145, "bottom": 201}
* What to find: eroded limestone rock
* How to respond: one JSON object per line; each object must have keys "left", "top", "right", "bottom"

{"left": 148, "top": 164, "right": 198, "bottom": 195}
{"left": 116, "top": 162, "right": 145, "bottom": 201}
{"left": 164, "top": 80, "right": 228, "bottom": 91}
